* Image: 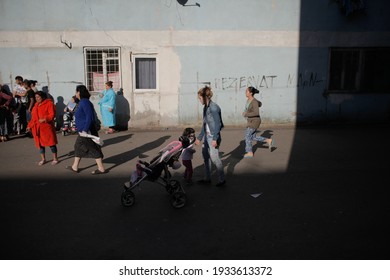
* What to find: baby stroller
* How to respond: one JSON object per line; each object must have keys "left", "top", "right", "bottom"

{"left": 121, "top": 133, "right": 194, "bottom": 209}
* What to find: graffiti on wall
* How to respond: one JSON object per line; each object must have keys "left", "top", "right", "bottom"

{"left": 287, "top": 72, "right": 324, "bottom": 89}
{"left": 213, "top": 72, "right": 323, "bottom": 91}
{"left": 214, "top": 75, "right": 277, "bottom": 91}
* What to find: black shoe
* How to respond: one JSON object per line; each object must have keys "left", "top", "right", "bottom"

{"left": 197, "top": 179, "right": 211, "bottom": 185}
{"left": 216, "top": 180, "right": 226, "bottom": 187}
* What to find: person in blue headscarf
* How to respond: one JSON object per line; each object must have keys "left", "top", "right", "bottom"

{"left": 98, "top": 81, "right": 116, "bottom": 134}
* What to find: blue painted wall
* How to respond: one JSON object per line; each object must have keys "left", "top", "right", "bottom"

{"left": 1, "top": 0, "right": 390, "bottom": 126}
{"left": 0, "top": 1, "right": 300, "bottom": 31}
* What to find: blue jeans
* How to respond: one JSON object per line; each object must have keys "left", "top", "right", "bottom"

{"left": 39, "top": 145, "right": 58, "bottom": 154}
{"left": 26, "top": 110, "right": 32, "bottom": 122}
{"left": 245, "top": 127, "right": 267, "bottom": 153}
{"left": 202, "top": 135, "right": 225, "bottom": 182}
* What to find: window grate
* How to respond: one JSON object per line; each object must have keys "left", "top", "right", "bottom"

{"left": 84, "top": 48, "right": 121, "bottom": 92}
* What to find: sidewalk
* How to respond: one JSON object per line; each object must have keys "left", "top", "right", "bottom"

{"left": 1, "top": 124, "right": 389, "bottom": 259}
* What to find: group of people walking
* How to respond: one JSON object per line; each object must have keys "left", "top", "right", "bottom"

{"left": 179, "top": 85, "right": 274, "bottom": 187}
{"left": 2, "top": 77, "right": 275, "bottom": 184}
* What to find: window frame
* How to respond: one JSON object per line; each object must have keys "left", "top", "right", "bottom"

{"left": 131, "top": 53, "right": 159, "bottom": 93}
{"left": 327, "top": 47, "right": 390, "bottom": 94}
{"left": 83, "top": 47, "right": 122, "bottom": 93}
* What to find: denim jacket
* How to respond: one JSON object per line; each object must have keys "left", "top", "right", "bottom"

{"left": 197, "top": 100, "right": 224, "bottom": 142}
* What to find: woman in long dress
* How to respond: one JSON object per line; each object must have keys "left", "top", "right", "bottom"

{"left": 99, "top": 81, "right": 116, "bottom": 134}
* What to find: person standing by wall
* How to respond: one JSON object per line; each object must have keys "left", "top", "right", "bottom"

{"left": 24, "top": 80, "right": 36, "bottom": 123}
{"left": 30, "top": 80, "right": 38, "bottom": 92}
{"left": 0, "top": 86, "right": 13, "bottom": 142}
{"left": 27, "top": 91, "right": 59, "bottom": 165}
{"left": 12, "top": 75, "right": 26, "bottom": 134}
{"left": 195, "top": 86, "right": 226, "bottom": 187}
{"left": 66, "top": 85, "right": 106, "bottom": 175}
{"left": 242, "top": 86, "right": 274, "bottom": 158}
{"left": 99, "top": 81, "right": 116, "bottom": 134}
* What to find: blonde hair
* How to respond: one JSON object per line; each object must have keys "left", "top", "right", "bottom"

{"left": 197, "top": 86, "right": 213, "bottom": 99}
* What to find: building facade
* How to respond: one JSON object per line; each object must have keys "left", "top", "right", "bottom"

{"left": 1, "top": 0, "right": 389, "bottom": 128}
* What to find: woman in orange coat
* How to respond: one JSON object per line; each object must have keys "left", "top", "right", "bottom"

{"left": 27, "top": 91, "right": 59, "bottom": 166}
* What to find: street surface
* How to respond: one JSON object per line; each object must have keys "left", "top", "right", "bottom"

{"left": 1, "top": 124, "right": 389, "bottom": 259}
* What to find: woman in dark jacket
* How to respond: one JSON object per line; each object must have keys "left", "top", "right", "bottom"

{"left": 0, "top": 87, "right": 13, "bottom": 142}
{"left": 242, "top": 86, "right": 274, "bottom": 158}
{"left": 66, "top": 85, "right": 106, "bottom": 174}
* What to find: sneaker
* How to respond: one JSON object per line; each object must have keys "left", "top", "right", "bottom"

{"left": 244, "top": 152, "right": 253, "bottom": 158}
{"left": 216, "top": 180, "right": 226, "bottom": 187}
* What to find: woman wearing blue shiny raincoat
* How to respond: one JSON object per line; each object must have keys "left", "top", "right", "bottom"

{"left": 99, "top": 81, "right": 116, "bottom": 134}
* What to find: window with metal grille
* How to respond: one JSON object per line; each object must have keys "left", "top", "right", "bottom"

{"left": 328, "top": 47, "right": 390, "bottom": 93}
{"left": 84, "top": 47, "right": 121, "bottom": 92}
{"left": 132, "top": 54, "right": 158, "bottom": 91}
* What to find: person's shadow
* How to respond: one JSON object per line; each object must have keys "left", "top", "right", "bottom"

{"left": 192, "top": 140, "right": 245, "bottom": 181}
{"left": 192, "top": 130, "right": 276, "bottom": 181}
{"left": 1, "top": 84, "right": 14, "bottom": 134}
{"left": 53, "top": 95, "right": 66, "bottom": 131}
{"left": 115, "top": 88, "right": 130, "bottom": 131}
{"left": 100, "top": 133, "right": 134, "bottom": 148}
{"left": 103, "top": 135, "right": 171, "bottom": 172}
{"left": 253, "top": 129, "right": 277, "bottom": 153}
{"left": 58, "top": 133, "right": 135, "bottom": 162}
{"left": 221, "top": 140, "right": 246, "bottom": 175}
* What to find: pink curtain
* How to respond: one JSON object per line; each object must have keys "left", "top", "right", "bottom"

{"left": 92, "top": 72, "right": 120, "bottom": 91}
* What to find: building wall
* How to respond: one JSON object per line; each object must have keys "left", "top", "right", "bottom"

{"left": 1, "top": 0, "right": 389, "bottom": 127}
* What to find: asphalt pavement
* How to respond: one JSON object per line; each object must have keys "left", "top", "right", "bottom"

{"left": 1, "top": 124, "right": 389, "bottom": 260}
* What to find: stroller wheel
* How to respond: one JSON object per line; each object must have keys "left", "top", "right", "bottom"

{"left": 166, "top": 179, "right": 181, "bottom": 194}
{"left": 170, "top": 191, "right": 186, "bottom": 209}
{"left": 121, "top": 189, "right": 135, "bottom": 207}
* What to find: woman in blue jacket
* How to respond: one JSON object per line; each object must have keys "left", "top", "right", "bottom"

{"left": 195, "top": 86, "right": 226, "bottom": 187}
{"left": 66, "top": 85, "right": 106, "bottom": 175}
{"left": 99, "top": 81, "right": 116, "bottom": 134}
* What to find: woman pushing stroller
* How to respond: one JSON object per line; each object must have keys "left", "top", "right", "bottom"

{"left": 121, "top": 129, "right": 195, "bottom": 209}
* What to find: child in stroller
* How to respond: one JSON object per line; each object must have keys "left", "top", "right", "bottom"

{"left": 121, "top": 130, "right": 195, "bottom": 209}
{"left": 62, "top": 95, "right": 79, "bottom": 136}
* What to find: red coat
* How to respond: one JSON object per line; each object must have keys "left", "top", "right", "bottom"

{"left": 28, "top": 99, "right": 58, "bottom": 148}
